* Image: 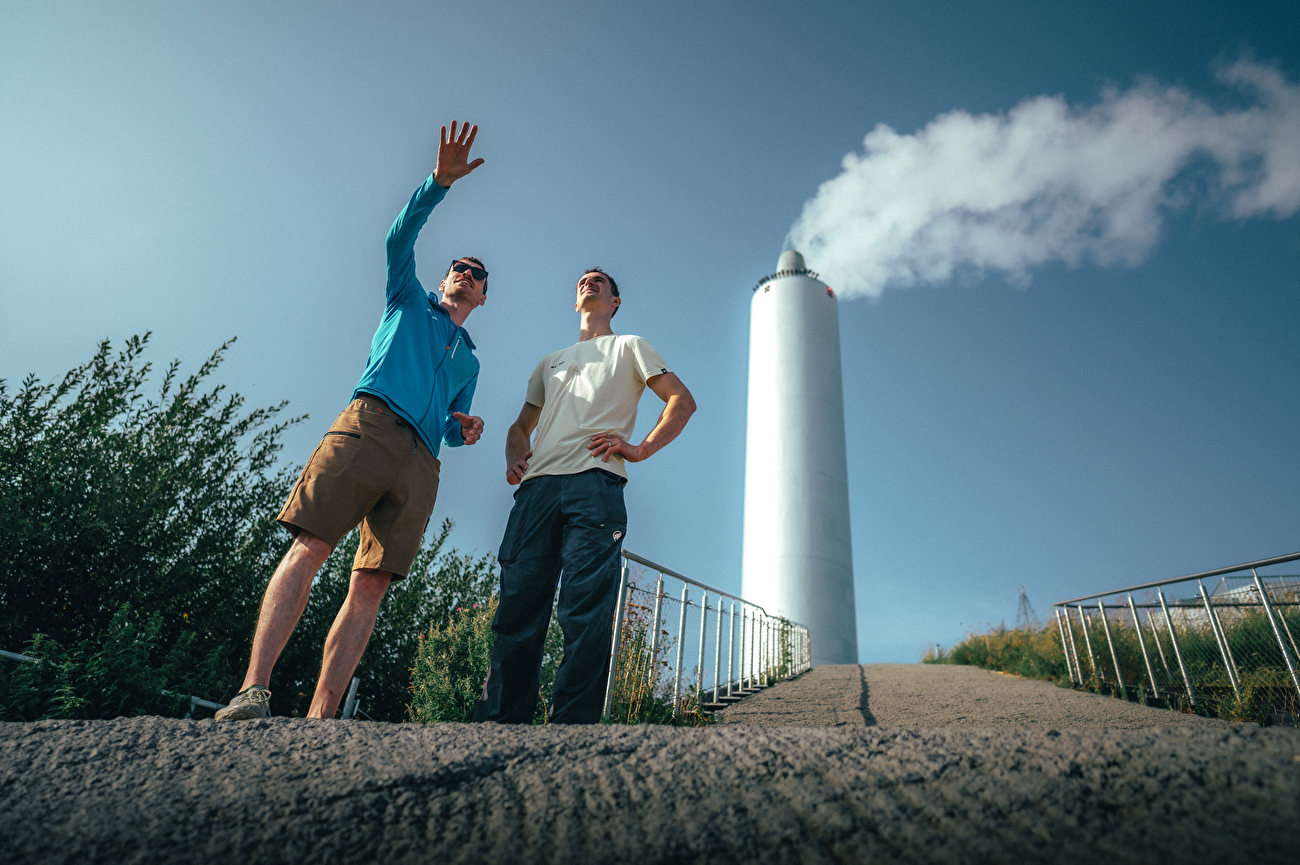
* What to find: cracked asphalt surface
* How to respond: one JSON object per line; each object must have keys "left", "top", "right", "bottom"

{"left": 3, "top": 664, "right": 1297, "bottom": 864}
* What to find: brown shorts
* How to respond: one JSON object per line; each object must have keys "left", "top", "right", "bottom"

{"left": 277, "top": 395, "right": 441, "bottom": 579}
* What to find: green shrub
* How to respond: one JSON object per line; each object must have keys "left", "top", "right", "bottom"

{"left": 0, "top": 334, "right": 501, "bottom": 722}
{"left": 408, "top": 599, "right": 498, "bottom": 723}
{"left": 0, "top": 334, "right": 299, "bottom": 708}
{"left": 407, "top": 596, "right": 565, "bottom": 725}
{"left": 0, "top": 603, "right": 226, "bottom": 721}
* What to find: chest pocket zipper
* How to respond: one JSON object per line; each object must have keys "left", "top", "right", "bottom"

{"left": 325, "top": 431, "right": 361, "bottom": 439}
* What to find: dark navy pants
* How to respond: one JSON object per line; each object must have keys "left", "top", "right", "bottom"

{"left": 473, "top": 469, "right": 627, "bottom": 724}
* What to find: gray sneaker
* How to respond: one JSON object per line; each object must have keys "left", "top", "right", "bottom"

{"left": 215, "top": 685, "right": 271, "bottom": 721}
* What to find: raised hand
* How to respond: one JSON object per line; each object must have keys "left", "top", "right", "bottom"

{"left": 587, "top": 433, "right": 645, "bottom": 463}
{"left": 506, "top": 449, "right": 532, "bottom": 485}
{"left": 433, "top": 121, "right": 485, "bottom": 188}
{"left": 453, "top": 411, "right": 484, "bottom": 446}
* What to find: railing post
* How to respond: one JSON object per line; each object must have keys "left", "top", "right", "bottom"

{"left": 743, "top": 606, "right": 754, "bottom": 686}
{"left": 727, "top": 601, "right": 737, "bottom": 696}
{"left": 1158, "top": 588, "right": 1198, "bottom": 709}
{"left": 1076, "top": 605, "right": 1099, "bottom": 685}
{"left": 1055, "top": 608, "right": 1076, "bottom": 684}
{"left": 712, "top": 597, "right": 723, "bottom": 704}
{"left": 1198, "top": 579, "right": 1240, "bottom": 699}
{"left": 647, "top": 571, "right": 664, "bottom": 689}
{"left": 1127, "top": 594, "right": 1161, "bottom": 700}
{"left": 1252, "top": 569, "right": 1300, "bottom": 703}
{"left": 1148, "top": 608, "right": 1172, "bottom": 677}
{"left": 603, "top": 562, "right": 630, "bottom": 718}
{"left": 672, "top": 585, "right": 689, "bottom": 718}
{"left": 696, "top": 591, "right": 709, "bottom": 712}
{"left": 1097, "top": 599, "right": 1126, "bottom": 693}
{"left": 341, "top": 677, "right": 361, "bottom": 720}
{"left": 1063, "top": 607, "right": 1084, "bottom": 685}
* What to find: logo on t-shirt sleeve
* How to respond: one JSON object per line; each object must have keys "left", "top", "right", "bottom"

{"left": 660, "top": 368, "right": 667, "bottom": 374}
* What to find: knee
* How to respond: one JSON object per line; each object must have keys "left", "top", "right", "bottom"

{"left": 292, "top": 531, "right": 334, "bottom": 568}
{"left": 350, "top": 568, "right": 392, "bottom": 604}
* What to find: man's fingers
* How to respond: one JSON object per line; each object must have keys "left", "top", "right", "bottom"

{"left": 465, "top": 124, "right": 478, "bottom": 149}
{"left": 440, "top": 125, "right": 447, "bottom": 147}
{"left": 467, "top": 158, "right": 485, "bottom": 172}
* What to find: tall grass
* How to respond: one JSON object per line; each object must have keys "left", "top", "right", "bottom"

{"left": 926, "top": 598, "right": 1299, "bottom": 725}
{"left": 604, "top": 589, "right": 711, "bottom": 726}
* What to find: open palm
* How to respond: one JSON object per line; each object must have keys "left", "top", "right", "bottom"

{"left": 433, "top": 121, "right": 485, "bottom": 188}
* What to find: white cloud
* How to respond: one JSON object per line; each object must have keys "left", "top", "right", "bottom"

{"left": 789, "top": 60, "right": 1300, "bottom": 299}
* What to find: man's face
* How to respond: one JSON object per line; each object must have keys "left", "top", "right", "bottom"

{"left": 443, "top": 259, "right": 487, "bottom": 307}
{"left": 575, "top": 271, "right": 618, "bottom": 315}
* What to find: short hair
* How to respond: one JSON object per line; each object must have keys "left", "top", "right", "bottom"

{"left": 581, "top": 267, "right": 619, "bottom": 317}
{"left": 446, "top": 256, "right": 488, "bottom": 295}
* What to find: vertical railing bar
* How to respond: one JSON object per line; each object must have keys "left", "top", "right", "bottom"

{"left": 749, "top": 606, "right": 757, "bottom": 689}
{"left": 1198, "top": 579, "right": 1240, "bottom": 698}
{"left": 1158, "top": 588, "right": 1198, "bottom": 709}
{"left": 1097, "top": 598, "right": 1125, "bottom": 693}
{"left": 1211, "top": 603, "right": 1239, "bottom": 683}
{"left": 1063, "top": 606, "right": 1084, "bottom": 686}
{"left": 1054, "top": 608, "right": 1076, "bottom": 684}
{"left": 727, "top": 601, "right": 737, "bottom": 696}
{"left": 695, "top": 591, "right": 709, "bottom": 714}
{"left": 1251, "top": 569, "right": 1300, "bottom": 703}
{"left": 1148, "top": 608, "right": 1172, "bottom": 677}
{"left": 647, "top": 572, "right": 664, "bottom": 689}
{"left": 603, "top": 562, "right": 630, "bottom": 718}
{"left": 673, "top": 585, "right": 689, "bottom": 719}
{"left": 1076, "top": 605, "right": 1098, "bottom": 685}
{"left": 712, "top": 597, "right": 723, "bottom": 704}
{"left": 1127, "top": 593, "right": 1161, "bottom": 700}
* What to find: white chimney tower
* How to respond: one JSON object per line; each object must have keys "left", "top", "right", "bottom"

{"left": 742, "top": 250, "right": 858, "bottom": 666}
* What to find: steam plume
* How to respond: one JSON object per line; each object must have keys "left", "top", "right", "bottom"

{"left": 789, "top": 60, "right": 1300, "bottom": 298}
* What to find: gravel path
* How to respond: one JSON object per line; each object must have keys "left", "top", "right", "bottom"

{"left": 721, "top": 663, "right": 1234, "bottom": 728}
{"left": 3, "top": 665, "right": 1297, "bottom": 864}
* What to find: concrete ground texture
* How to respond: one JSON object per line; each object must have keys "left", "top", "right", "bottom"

{"left": 3, "top": 664, "right": 1298, "bottom": 865}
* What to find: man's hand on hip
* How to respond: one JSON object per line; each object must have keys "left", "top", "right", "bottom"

{"left": 432, "top": 120, "right": 485, "bottom": 188}
{"left": 588, "top": 434, "right": 646, "bottom": 463}
{"left": 453, "top": 412, "right": 484, "bottom": 445}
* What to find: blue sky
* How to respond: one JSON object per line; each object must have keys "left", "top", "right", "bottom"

{"left": 2, "top": 1, "right": 1297, "bottom": 661}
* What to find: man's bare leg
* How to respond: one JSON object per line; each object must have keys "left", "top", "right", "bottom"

{"left": 307, "top": 568, "right": 392, "bottom": 719}
{"left": 240, "top": 531, "right": 334, "bottom": 692}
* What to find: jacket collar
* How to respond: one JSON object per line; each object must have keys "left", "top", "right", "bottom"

{"left": 428, "top": 293, "right": 477, "bottom": 350}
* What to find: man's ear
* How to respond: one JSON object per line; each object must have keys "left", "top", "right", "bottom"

{"left": 611, "top": 296, "right": 621, "bottom": 312}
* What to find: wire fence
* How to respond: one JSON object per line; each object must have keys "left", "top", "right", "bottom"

{"left": 1054, "top": 553, "right": 1300, "bottom": 723}
{"left": 602, "top": 551, "right": 812, "bottom": 723}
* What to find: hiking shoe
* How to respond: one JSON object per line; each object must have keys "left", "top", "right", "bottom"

{"left": 215, "top": 685, "right": 271, "bottom": 721}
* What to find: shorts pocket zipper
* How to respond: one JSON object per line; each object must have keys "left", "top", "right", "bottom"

{"left": 324, "top": 431, "right": 361, "bottom": 439}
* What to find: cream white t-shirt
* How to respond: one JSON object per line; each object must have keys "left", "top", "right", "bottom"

{"left": 522, "top": 334, "right": 671, "bottom": 482}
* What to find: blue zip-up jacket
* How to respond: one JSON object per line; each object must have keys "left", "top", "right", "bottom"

{"left": 351, "top": 174, "right": 479, "bottom": 457}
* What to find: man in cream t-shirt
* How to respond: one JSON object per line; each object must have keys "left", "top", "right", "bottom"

{"left": 473, "top": 267, "right": 696, "bottom": 724}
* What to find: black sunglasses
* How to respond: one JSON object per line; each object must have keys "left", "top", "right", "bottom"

{"left": 450, "top": 261, "right": 488, "bottom": 281}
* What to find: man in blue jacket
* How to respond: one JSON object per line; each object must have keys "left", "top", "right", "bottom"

{"left": 217, "top": 121, "right": 487, "bottom": 721}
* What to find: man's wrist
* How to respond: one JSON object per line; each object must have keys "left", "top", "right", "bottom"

{"left": 433, "top": 173, "right": 452, "bottom": 189}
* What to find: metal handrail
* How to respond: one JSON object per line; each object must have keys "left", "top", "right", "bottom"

{"left": 1056, "top": 550, "right": 1300, "bottom": 605}
{"left": 621, "top": 550, "right": 805, "bottom": 628}
{"left": 608, "top": 549, "right": 812, "bottom": 719}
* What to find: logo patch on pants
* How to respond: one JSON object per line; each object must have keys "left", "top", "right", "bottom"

{"left": 612, "top": 531, "right": 623, "bottom": 541}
